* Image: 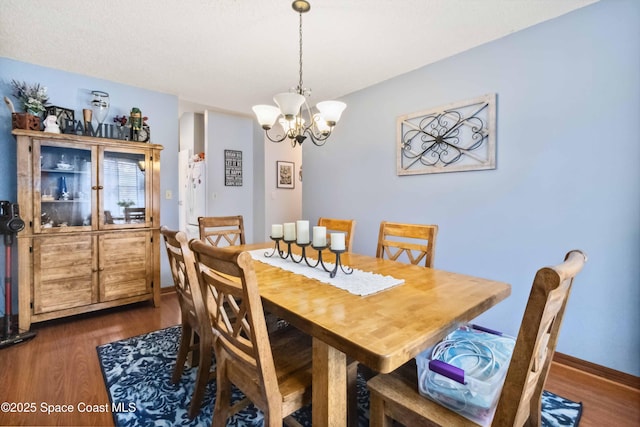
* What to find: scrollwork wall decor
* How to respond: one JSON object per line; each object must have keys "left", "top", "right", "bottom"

{"left": 397, "top": 93, "right": 496, "bottom": 175}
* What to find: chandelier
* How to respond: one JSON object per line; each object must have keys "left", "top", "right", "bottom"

{"left": 252, "top": 0, "right": 346, "bottom": 147}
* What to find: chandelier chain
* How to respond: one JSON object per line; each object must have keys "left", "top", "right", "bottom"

{"left": 298, "top": 10, "right": 304, "bottom": 95}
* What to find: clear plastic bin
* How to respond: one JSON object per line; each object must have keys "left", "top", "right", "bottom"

{"left": 416, "top": 325, "right": 516, "bottom": 425}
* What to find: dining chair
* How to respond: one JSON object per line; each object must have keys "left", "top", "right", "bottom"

{"left": 198, "top": 215, "right": 246, "bottom": 247}
{"left": 367, "top": 249, "right": 587, "bottom": 427}
{"left": 376, "top": 221, "right": 438, "bottom": 267}
{"left": 160, "top": 226, "right": 214, "bottom": 419}
{"left": 189, "top": 240, "right": 313, "bottom": 427}
{"left": 317, "top": 217, "right": 356, "bottom": 251}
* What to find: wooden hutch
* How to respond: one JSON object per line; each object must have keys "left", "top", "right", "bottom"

{"left": 12, "top": 129, "right": 163, "bottom": 331}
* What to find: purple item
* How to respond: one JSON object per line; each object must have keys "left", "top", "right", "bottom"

{"left": 471, "top": 324, "right": 503, "bottom": 336}
{"left": 429, "top": 359, "right": 465, "bottom": 384}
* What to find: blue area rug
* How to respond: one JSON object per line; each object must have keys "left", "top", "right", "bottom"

{"left": 96, "top": 325, "right": 582, "bottom": 426}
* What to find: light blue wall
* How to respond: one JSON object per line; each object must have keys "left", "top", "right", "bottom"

{"left": 303, "top": 0, "right": 639, "bottom": 376}
{"left": 0, "top": 58, "right": 180, "bottom": 318}
{"left": 204, "top": 111, "right": 255, "bottom": 240}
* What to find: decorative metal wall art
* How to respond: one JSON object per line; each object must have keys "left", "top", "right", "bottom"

{"left": 397, "top": 93, "right": 496, "bottom": 175}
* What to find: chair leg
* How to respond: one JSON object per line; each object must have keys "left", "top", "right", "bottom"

{"left": 188, "top": 345, "right": 213, "bottom": 419}
{"left": 172, "top": 323, "right": 193, "bottom": 384}
{"left": 264, "top": 403, "right": 283, "bottom": 427}
{"left": 212, "top": 360, "right": 231, "bottom": 427}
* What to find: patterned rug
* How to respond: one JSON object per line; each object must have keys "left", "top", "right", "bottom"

{"left": 96, "top": 325, "right": 582, "bottom": 426}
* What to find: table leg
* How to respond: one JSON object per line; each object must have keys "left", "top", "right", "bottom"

{"left": 313, "top": 338, "right": 347, "bottom": 426}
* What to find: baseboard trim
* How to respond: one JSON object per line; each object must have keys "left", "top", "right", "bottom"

{"left": 554, "top": 352, "right": 640, "bottom": 390}
{"left": 160, "top": 286, "right": 176, "bottom": 294}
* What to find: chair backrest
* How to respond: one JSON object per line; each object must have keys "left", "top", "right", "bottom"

{"left": 198, "top": 215, "right": 246, "bottom": 247}
{"left": 493, "top": 250, "right": 587, "bottom": 426}
{"left": 160, "top": 226, "right": 209, "bottom": 336}
{"left": 104, "top": 210, "right": 114, "bottom": 224}
{"left": 124, "top": 207, "right": 146, "bottom": 222}
{"left": 317, "top": 217, "right": 356, "bottom": 252}
{"left": 376, "top": 221, "right": 438, "bottom": 267}
{"left": 189, "top": 240, "right": 281, "bottom": 406}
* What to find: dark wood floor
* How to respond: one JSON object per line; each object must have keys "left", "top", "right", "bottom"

{"left": 0, "top": 292, "right": 638, "bottom": 426}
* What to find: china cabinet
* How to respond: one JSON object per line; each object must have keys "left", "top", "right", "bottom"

{"left": 12, "top": 130, "right": 163, "bottom": 331}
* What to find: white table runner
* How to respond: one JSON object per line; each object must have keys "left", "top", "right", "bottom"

{"left": 248, "top": 249, "right": 404, "bottom": 296}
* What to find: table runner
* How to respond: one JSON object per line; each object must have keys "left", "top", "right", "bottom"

{"left": 248, "top": 249, "right": 404, "bottom": 296}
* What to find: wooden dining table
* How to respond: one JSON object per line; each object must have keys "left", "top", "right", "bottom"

{"left": 235, "top": 243, "right": 511, "bottom": 426}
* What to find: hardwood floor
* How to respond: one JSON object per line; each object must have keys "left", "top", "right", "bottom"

{"left": 0, "top": 292, "right": 638, "bottom": 426}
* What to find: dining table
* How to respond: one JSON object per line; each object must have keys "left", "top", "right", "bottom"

{"left": 234, "top": 242, "right": 511, "bottom": 426}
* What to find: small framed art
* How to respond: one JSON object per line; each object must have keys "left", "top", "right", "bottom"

{"left": 276, "top": 161, "right": 295, "bottom": 189}
{"left": 224, "top": 149, "right": 243, "bottom": 186}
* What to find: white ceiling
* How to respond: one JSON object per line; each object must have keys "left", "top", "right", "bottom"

{"left": 0, "top": 0, "right": 597, "bottom": 116}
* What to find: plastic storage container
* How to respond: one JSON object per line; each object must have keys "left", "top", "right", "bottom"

{"left": 416, "top": 325, "right": 516, "bottom": 425}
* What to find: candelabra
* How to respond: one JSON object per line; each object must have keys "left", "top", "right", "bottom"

{"left": 265, "top": 236, "right": 353, "bottom": 278}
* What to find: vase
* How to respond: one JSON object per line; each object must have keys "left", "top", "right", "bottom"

{"left": 91, "top": 91, "right": 110, "bottom": 125}
{"left": 12, "top": 113, "right": 41, "bottom": 131}
{"left": 59, "top": 176, "right": 70, "bottom": 200}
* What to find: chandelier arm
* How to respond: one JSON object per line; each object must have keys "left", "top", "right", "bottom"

{"left": 264, "top": 129, "right": 290, "bottom": 143}
{"left": 302, "top": 126, "right": 333, "bottom": 146}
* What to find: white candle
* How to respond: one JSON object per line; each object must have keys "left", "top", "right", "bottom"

{"left": 312, "top": 226, "right": 327, "bottom": 247}
{"left": 296, "top": 220, "right": 310, "bottom": 244}
{"left": 271, "top": 224, "right": 283, "bottom": 238}
{"left": 283, "top": 222, "right": 296, "bottom": 241}
{"left": 330, "top": 232, "right": 346, "bottom": 251}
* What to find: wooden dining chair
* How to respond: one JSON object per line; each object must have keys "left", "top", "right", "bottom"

{"left": 160, "top": 226, "right": 215, "bottom": 419}
{"left": 317, "top": 217, "right": 356, "bottom": 251}
{"left": 189, "top": 240, "right": 313, "bottom": 427}
{"left": 367, "top": 249, "right": 587, "bottom": 427}
{"left": 376, "top": 221, "right": 438, "bottom": 267}
{"left": 198, "top": 215, "right": 246, "bottom": 247}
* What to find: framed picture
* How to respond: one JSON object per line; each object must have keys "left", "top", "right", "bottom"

{"left": 224, "top": 149, "right": 243, "bottom": 186}
{"left": 276, "top": 161, "right": 295, "bottom": 189}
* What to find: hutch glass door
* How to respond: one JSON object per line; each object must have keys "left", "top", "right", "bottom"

{"left": 37, "top": 142, "right": 93, "bottom": 232}
{"left": 101, "top": 149, "right": 147, "bottom": 227}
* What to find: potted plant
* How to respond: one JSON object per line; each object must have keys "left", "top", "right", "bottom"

{"left": 10, "top": 80, "right": 50, "bottom": 130}
{"left": 116, "top": 199, "right": 135, "bottom": 216}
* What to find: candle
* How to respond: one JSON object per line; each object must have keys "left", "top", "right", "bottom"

{"left": 312, "top": 226, "right": 327, "bottom": 247}
{"left": 271, "top": 224, "right": 283, "bottom": 238}
{"left": 283, "top": 222, "right": 296, "bottom": 241}
{"left": 330, "top": 232, "right": 345, "bottom": 251}
{"left": 296, "top": 220, "right": 310, "bottom": 244}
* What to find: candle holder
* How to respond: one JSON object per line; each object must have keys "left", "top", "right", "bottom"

{"left": 280, "top": 238, "right": 298, "bottom": 262}
{"left": 306, "top": 244, "right": 329, "bottom": 268}
{"left": 324, "top": 249, "right": 353, "bottom": 278}
{"left": 265, "top": 236, "right": 284, "bottom": 258}
{"left": 291, "top": 242, "right": 312, "bottom": 264}
{"left": 264, "top": 237, "right": 353, "bottom": 278}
